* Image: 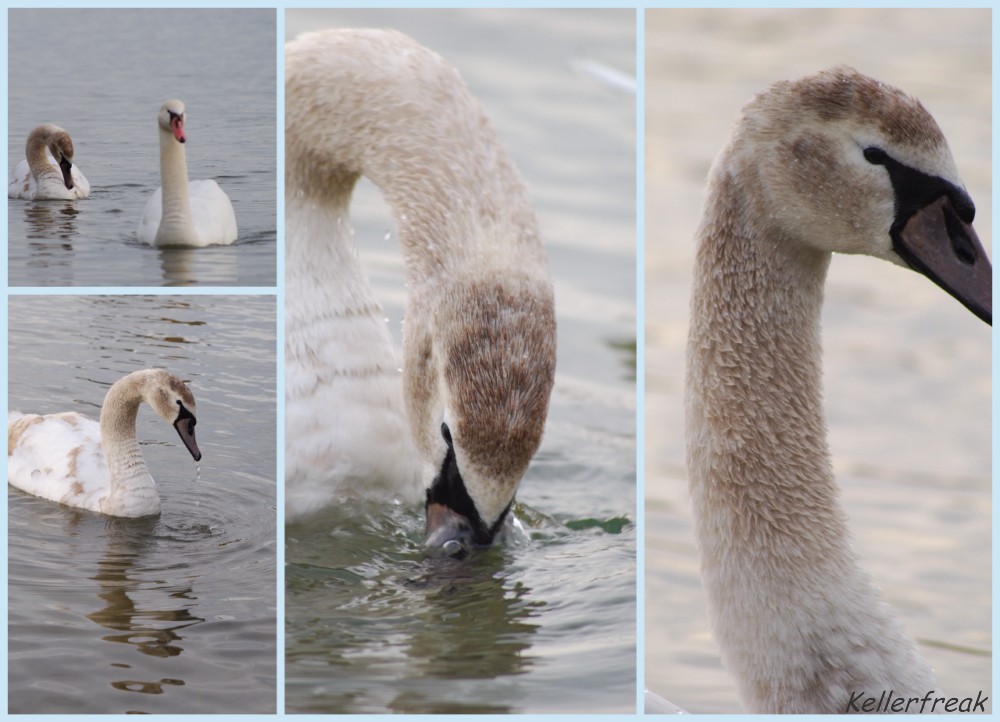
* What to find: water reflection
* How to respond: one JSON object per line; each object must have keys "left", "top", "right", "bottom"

{"left": 157, "top": 248, "right": 197, "bottom": 286}
{"left": 81, "top": 516, "right": 205, "bottom": 696}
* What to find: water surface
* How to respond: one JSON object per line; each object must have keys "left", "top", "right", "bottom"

{"left": 7, "top": 9, "right": 276, "bottom": 287}
{"left": 8, "top": 295, "right": 277, "bottom": 713}
{"left": 645, "top": 9, "right": 991, "bottom": 713}
{"left": 284, "top": 9, "right": 636, "bottom": 714}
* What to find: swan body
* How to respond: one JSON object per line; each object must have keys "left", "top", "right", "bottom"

{"left": 285, "top": 29, "right": 557, "bottom": 554}
{"left": 138, "top": 100, "right": 237, "bottom": 247}
{"left": 8, "top": 369, "right": 202, "bottom": 518}
{"left": 686, "top": 67, "right": 991, "bottom": 713}
{"left": 8, "top": 124, "right": 90, "bottom": 200}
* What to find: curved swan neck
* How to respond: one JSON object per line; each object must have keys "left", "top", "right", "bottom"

{"left": 156, "top": 127, "right": 196, "bottom": 242}
{"left": 99, "top": 375, "right": 157, "bottom": 512}
{"left": 285, "top": 30, "right": 546, "bottom": 284}
{"left": 25, "top": 125, "right": 60, "bottom": 179}
{"left": 687, "top": 165, "right": 933, "bottom": 711}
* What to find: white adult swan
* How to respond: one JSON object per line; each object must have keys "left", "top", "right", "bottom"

{"left": 8, "top": 369, "right": 202, "bottom": 518}
{"left": 8, "top": 123, "right": 91, "bottom": 200}
{"left": 137, "top": 99, "right": 237, "bottom": 247}
{"left": 686, "top": 66, "right": 991, "bottom": 713}
{"left": 285, "top": 29, "right": 556, "bottom": 556}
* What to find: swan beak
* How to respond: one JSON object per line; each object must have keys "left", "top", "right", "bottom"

{"left": 58, "top": 156, "right": 74, "bottom": 190}
{"left": 170, "top": 114, "right": 186, "bottom": 144}
{"left": 892, "top": 195, "right": 992, "bottom": 325}
{"left": 425, "top": 502, "right": 476, "bottom": 559}
{"left": 173, "top": 416, "right": 201, "bottom": 461}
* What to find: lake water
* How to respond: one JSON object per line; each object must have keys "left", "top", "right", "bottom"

{"left": 284, "top": 9, "right": 637, "bottom": 714}
{"left": 7, "top": 295, "right": 277, "bottom": 713}
{"left": 7, "top": 9, "right": 277, "bottom": 288}
{"left": 645, "top": 9, "right": 992, "bottom": 713}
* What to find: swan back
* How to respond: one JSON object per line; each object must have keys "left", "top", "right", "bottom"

{"left": 8, "top": 369, "right": 201, "bottom": 518}
{"left": 285, "top": 29, "right": 556, "bottom": 550}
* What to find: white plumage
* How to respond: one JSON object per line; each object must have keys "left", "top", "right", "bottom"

{"left": 8, "top": 369, "right": 202, "bottom": 518}
{"left": 137, "top": 99, "right": 237, "bottom": 247}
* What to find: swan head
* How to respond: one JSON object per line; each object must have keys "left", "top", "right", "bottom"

{"left": 158, "top": 99, "right": 187, "bottom": 144}
{"left": 142, "top": 369, "right": 201, "bottom": 462}
{"left": 730, "top": 65, "right": 991, "bottom": 324}
{"left": 416, "top": 277, "right": 557, "bottom": 558}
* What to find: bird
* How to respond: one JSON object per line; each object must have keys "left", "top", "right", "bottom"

{"left": 284, "top": 28, "right": 557, "bottom": 557}
{"left": 8, "top": 369, "right": 202, "bottom": 518}
{"left": 8, "top": 123, "right": 90, "bottom": 200}
{"left": 137, "top": 99, "right": 237, "bottom": 247}
{"left": 685, "top": 66, "right": 991, "bottom": 713}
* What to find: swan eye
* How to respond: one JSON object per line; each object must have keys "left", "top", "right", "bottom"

{"left": 863, "top": 147, "right": 889, "bottom": 165}
{"left": 176, "top": 400, "right": 196, "bottom": 427}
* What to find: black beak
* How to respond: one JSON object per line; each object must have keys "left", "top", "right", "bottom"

{"left": 58, "top": 156, "right": 74, "bottom": 190}
{"left": 891, "top": 195, "right": 992, "bottom": 325}
{"left": 173, "top": 408, "right": 201, "bottom": 462}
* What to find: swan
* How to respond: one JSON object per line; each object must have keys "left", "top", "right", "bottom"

{"left": 686, "top": 66, "right": 991, "bottom": 713}
{"left": 8, "top": 123, "right": 91, "bottom": 200}
{"left": 137, "top": 99, "right": 237, "bottom": 247}
{"left": 8, "top": 369, "right": 202, "bottom": 518}
{"left": 285, "top": 29, "right": 557, "bottom": 556}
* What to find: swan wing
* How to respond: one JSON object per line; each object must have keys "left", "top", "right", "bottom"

{"left": 188, "top": 179, "right": 237, "bottom": 246}
{"left": 8, "top": 159, "right": 35, "bottom": 199}
{"left": 8, "top": 411, "right": 109, "bottom": 512}
{"left": 137, "top": 187, "right": 163, "bottom": 245}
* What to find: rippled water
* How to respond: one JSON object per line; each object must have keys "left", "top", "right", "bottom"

{"left": 7, "top": 9, "right": 276, "bottom": 287}
{"left": 7, "top": 295, "right": 277, "bottom": 713}
{"left": 284, "top": 8, "right": 636, "bottom": 714}
{"left": 645, "top": 9, "right": 991, "bottom": 713}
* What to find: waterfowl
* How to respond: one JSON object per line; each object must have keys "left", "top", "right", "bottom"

{"left": 137, "top": 100, "right": 238, "bottom": 247}
{"left": 686, "top": 66, "right": 991, "bottom": 713}
{"left": 8, "top": 123, "right": 91, "bottom": 200}
{"left": 284, "top": 29, "right": 557, "bottom": 556}
{"left": 8, "top": 369, "right": 202, "bottom": 518}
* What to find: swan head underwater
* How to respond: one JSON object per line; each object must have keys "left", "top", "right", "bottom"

{"left": 717, "top": 65, "right": 991, "bottom": 323}
{"left": 158, "top": 99, "right": 187, "bottom": 144}
{"left": 417, "top": 278, "right": 557, "bottom": 558}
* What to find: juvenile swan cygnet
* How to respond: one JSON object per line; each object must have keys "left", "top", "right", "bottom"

{"left": 8, "top": 123, "right": 91, "bottom": 200}
{"left": 686, "top": 67, "right": 991, "bottom": 713}
{"left": 8, "top": 369, "right": 202, "bottom": 518}
{"left": 137, "top": 100, "right": 238, "bottom": 247}
{"left": 285, "top": 29, "right": 557, "bottom": 555}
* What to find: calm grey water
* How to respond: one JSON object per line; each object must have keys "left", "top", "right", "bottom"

{"left": 645, "top": 9, "right": 991, "bottom": 713}
{"left": 284, "top": 9, "right": 636, "bottom": 714}
{"left": 7, "top": 9, "right": 276, "bottom": 287}
{"left": 7, "top": 295, "right": 277, "bottom": 713}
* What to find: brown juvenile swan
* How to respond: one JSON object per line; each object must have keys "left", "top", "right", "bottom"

{"left": 284, "top": 29, "right": 557, "bottom": 556}
{"left": 8, "top": 369, "right": 202, "bottom": 518}
{"left": 687, "top": 66, "right": 991, "bottom": 713}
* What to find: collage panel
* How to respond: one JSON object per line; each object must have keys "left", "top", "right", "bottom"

{"left": 4, "top": 3, "right": 994, "bottom": 719}
{"left": 7, "top": 294, "right": 277, "bottom": 713}
{"left": 7, "top": 8, "right": 276, "bottom": 287}
{"left": 284, "top": 8, "right": 636, "bottom": 715}
{"left": 645, "top": 7, "right": 991, "bottom": 714}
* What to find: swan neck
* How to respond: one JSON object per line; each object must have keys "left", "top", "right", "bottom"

{"left": 99, "top": 378, "right": 155, "bottom": 502}
{"left": 686, "top": 167, "right": 933, "bottom": 710}
{"left": 25, "top": 130, "right": 57, "bottom": 179}
{"left": 157, "top": 129, "right": 196, "bottom": 240}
